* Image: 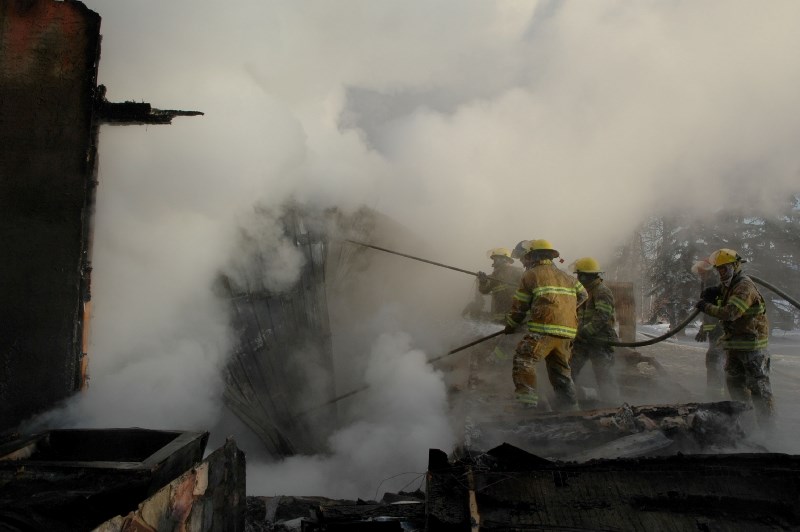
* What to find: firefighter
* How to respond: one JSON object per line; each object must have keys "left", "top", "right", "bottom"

{"left": 475, "top": 247, "right": 525, "bottom": 362}
{"left": 691, "top": 258, "right": 726, "bottom": 400}
{"left": 570, "top": 257, "right": 619, "bottom": 405}
{"left": 477, "top": 247, "right": 524, "bottom": 324}
{"left": 504, "top": 240, "right": 588, "bottom": 410}
{"left": 694, "top": 249, "right": 774, "bottom": 429}
{"left": 461, "top": 282, "right": 486, "bottom": 321}
{"left": 512, "top": 240, "right": 535, "bottom": 270}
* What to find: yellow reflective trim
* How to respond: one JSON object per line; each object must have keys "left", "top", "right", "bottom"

{"left": 513, "top": 290, "right": 532, "bottom": 303}
{"left": 516, "top": 392, "right": 539, "bottom": 405}
{"left": 595, "top": 301, "right": 613, "bottom": 314}
{"left": 723, "top": 338, "right": 768, "bottom": 350}
{"left": 528, "top": 322, "right": 577, "bottom": 338}
{"left": 728, "top": 296, "right": 749, "bottom": 313}
{"left": 530, "top": 286, "right": 578, "bottom": 298}
{"left": 744, "top": 303, "right": 765, "bottom": 315}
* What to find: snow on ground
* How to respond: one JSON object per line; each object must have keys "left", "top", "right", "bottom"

{"left": 631, "top": 322, "right": 800, "bottom": 453}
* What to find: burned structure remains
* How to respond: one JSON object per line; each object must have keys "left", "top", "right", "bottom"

{"left": 222, "top": 207, "right": 340, "bottom": 457}
{"left": 1, "top": 0, "right": 101, "bottom": 433}
{"left": 4, "top": 1, "right": 800, "bottom": 531}
{"left": 220, "top": 205, "right": 402, "bottom": 458}
{"left": 0, "top": 0, "right": 203, "bottom": 435}
{"left": 1, "top": 2, "right": 240, "bottom": 530}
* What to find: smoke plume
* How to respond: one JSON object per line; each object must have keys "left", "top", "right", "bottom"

{"left": 28, "top": 0, "right": 800, "bottom": 497}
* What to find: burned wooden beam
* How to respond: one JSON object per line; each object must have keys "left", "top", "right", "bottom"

{"left": 95, "top": 85, "right": 203, "bottom": 125}
{"left": 219, "top": 206, "right": 342, "bottom": 458}
{"left": 0, "top": 429, "right": 208, "bottom": 530}
{"left": 427, "top": 443, "right": 800, "bottom": 530}
{"left": 94, "top": 438, "right": 246, "bottom": 531}
{"left": 465, "top": 401, "right": 752, "bottom": 459}
{"left": 246, "top": 492, "right": 425, "bottom": 530}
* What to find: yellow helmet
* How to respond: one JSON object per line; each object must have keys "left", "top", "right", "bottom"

{"left": 527, "top": 239, "right": 556, "bottom": 253}
{"left": 573, "top": 257, "right": 602, "bottom": 274}
{"left": 486, "top": 247, "right": 512, "bottom": 259}
{"left": 710, "top": 248, "right": 742, "bottom": 267}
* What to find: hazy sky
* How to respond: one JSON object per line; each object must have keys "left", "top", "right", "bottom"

{"left": 54, "top": 0, "right": 800, "bottom": 498}
{"left": 88, "top": 0, "right": 800, "bottom": 266}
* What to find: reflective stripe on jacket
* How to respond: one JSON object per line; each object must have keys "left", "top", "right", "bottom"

{"left": 705, "top": 274, "right": 768, "bottom": 351}
{"left": 700, "top": 289, "right": 724, "bottom": 340}
{"left": 506, "top": 260, "right": 588, "bottom": 338}
{"left": 577, "top": 278, "right": 619, "bottom": 342}
{"left": 478, "top": 263, "right": 524, "bottom": 321}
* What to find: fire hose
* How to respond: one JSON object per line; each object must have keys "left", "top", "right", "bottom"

{"left": 349, "top": 240, "right": 800, "bottom": 340}
{"left": 603, "top": 276, "right": 800, "bottom": 347}
{"left": 296, "top": 241, "right": 511, "bottom": 413}
{"left": 298, "top": 330, "right": 504, "bottom": 414}
{"left": 303, "top": 272, "right": 800, "bottom": 411}
{"left": 345, "top": 240, "right": 516, "bottom": 287}
{"left": 603, "top": 309, "right": 701, "bottom": 348}
{"left": 320, "top": 241, "right": 800, "bottom": 408}
{"left": 751, "top": 275, "right": 800, "bottom": 311}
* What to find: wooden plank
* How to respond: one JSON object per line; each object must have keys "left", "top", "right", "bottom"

{"left": 428, "top": 448, "right": 800, "bottom": 531}
{"left": 565, "top": 430, "right": 674, "bottom": 462}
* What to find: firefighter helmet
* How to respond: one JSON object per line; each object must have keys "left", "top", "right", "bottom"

{"left": 527, "top": 239, "right": 559, "bottom": 257}
{"left": 710, "top": 248, "right": 742, "bottom": 267}
{"left": 486, "top": 247, "right": 512, "bottom": 260}
{"left": 511, "top": 240, "right": 531, "bottom": 259}
{"left": 573, "top": 257, "right": 602, "bottom": 274}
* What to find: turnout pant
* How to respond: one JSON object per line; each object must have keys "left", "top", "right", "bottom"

{"left": 725, "top": 348, "right": 774, "bottom": 429}
{"left": 705, "top": 341, "right": 726, "bottom": 400}
{"left": 513, "top": 333, "right": 577, "bottom": 410}
{"left": 571, "top": 341, "right": 618, "bottom": 404}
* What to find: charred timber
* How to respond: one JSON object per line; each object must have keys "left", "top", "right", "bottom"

{"left": 464, "top": 401, "right": 752, "bottom": 459}
{"left": 97, "top": 101, "right": 203, "bottom": 125}
{"left": 0, "top": 429, "right": 208, "bottom": 530}
{"left": 95, "top": 85, "right": 203, "bottom": 125}
{"left": 246, "top": 493, "right": 426, "bottom": 531}
{"left": 427, "top": 444, "right": 800, "bottom": 531}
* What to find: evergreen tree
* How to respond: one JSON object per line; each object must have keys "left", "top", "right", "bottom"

{"left": 644, "top": 214, "right": 699, "bottom": 329}
{"left": 610, "top": 194, "right": 800, "bottom": 333}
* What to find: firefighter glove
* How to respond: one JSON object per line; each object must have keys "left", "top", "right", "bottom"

{"left": 701, "top": 286, "right": 721, "bottom": 303}
{"left": 477, "top": 271, "right": 488, "bottom": 282}
{"left": 503, "top": 324, "right": 517, "bottom": 335}
{"left": 694, "top": 330, "right": 707, "bottom": 342}
{"left": 694, "top": 300, "right": 709, "bottom": 312}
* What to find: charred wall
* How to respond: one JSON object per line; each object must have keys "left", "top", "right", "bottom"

{"left": 220, "top": 206, "right": 394, "bottom": 458}
{"left": 222, "top": 207, "right": 341, "bottom": 458}
{"left": 0, "top": 1, "right": 101, "bottom": 432}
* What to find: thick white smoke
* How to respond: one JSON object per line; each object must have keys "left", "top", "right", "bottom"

{"left": 248, "top": 332, "right": 452, "bottom": 498}
{"left": 30, "top": 0, "right": 800, "bottom": 497}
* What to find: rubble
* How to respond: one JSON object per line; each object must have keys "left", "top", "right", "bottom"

{"left": 5, "top": 3, "right": 800, "bottom": 530}
{"left": 245, "top": 492, "right": 425, "bottom": 531}
{"left": 452, "top": 329, "right": 754, "bottom": 460}
{"left": 464, "top": 401, "right": 753, "bottom": 460}
{"left": 0, "top": 429, "right": 214, "bottom": 530}
{"left": 94, "top": 438, "right": 246, "bottom": 532}
{"left": 427, "top": 444, "right": 800, "bottom": 531}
